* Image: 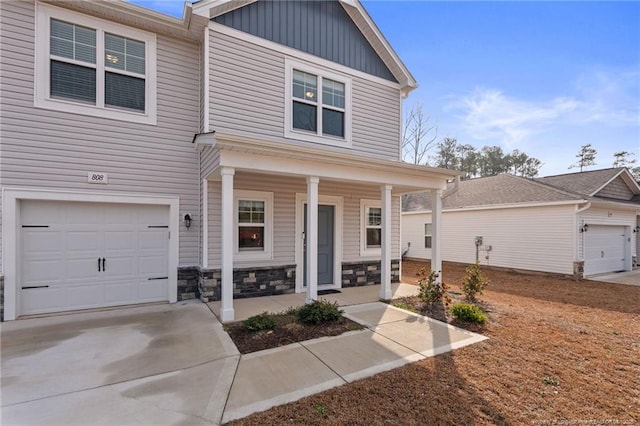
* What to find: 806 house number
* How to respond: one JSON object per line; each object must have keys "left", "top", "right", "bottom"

{"left": 88, "top": 172, "right": 108, "bottom": 184}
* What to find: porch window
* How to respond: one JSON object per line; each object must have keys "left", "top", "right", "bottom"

{"left": 285, "top": 59, "right": 351, "bottom": 147}
{"left": 234, "top": 190, "right": 273, "bottom": 260}
{"left": 424, "top": 223, "right": 432, "bottom": 248}
{"left": 360, "top": 199, "right": 382, "bottom": 256}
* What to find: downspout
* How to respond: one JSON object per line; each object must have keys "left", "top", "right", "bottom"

{"left": 442, "top": 175, "right": 460, "bottom": 200}
{"left": 575, "top": 201, "right": 591, "bottom": 277}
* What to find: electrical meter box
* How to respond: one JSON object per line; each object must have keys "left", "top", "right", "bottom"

{"left": 475, "top": 236, "right": 483, "bottom": 246}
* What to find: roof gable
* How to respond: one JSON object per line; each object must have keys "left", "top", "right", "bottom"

{"left": 193, "top": 0, "right": 417, "bottom": 91}
{"left": 536, "top": 167, "right": 640, "bottom": 198}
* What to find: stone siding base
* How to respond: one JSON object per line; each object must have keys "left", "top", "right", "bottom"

{"left": 573, "top": 261, "right": 585, "bottom": 281}
{"left": 177, "top": 267, "right": 200, "bottom": 301}
{"left": 198, "top": 265, "right": 297, "bottom": 302}
{"left": 342, "top": 260, "right": 400, "bottom": 287}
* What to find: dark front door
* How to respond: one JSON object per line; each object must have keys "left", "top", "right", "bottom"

{"left": 304, "top": 204, "right": 335, "bottom": 286}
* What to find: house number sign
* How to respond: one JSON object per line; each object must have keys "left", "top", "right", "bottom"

{"left": 88, "top": 172, "right": 109, "bottom": 184}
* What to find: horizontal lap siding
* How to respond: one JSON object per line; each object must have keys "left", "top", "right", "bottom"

{"left": 0, "top": 1, "right": 202, "bottom": 267}
{"left": 207, "top": 173, "right": 400, "bottom": 268}
{"left": 402, "top": 205, "right": 577, "bottom": 275}
{"left": 209, "top": 30, "right": 401, "bottom": 160}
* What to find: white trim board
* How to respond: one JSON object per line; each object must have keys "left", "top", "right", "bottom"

{"left": 1, "top": 187, "right": 180, "bottom": 320}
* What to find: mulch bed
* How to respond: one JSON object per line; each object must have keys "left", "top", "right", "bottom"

{"left": 228, "top": 260, "right": 640, "bottom": 425}
{"left": 225, "top": 314, "right": 363, "bottom": 354}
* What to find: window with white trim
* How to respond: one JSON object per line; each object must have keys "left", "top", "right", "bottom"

{"left": 285, "top": 59, "right": 351, "bottom": 146}
{"left": 35, "top": 4, "right": 157, "bottom": 124}
{"left": 234, "top": 190, "right": 273, "bottom": 260}
{"left": 424, "top": 223, "right": 432, "bottom": 248}
{"left": 360, "top": 200, "right": 382, "bottom": 256}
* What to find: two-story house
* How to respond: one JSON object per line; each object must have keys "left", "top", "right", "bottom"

{"left": 0, "top": 0, "right": 458, "bottom": 322}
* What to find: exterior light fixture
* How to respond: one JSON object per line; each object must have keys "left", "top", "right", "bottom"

{"left": 634, "top": 226, "right": 640, "bottom": 233}
{"left": 184, "top": 214, "right": 192, "bottom": 229}
{"left": 580, "top": 224, "right": 589, "bottom": 233}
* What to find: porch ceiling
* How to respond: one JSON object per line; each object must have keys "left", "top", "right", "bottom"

{"left": 199, "top": 132, "right": 458, "bottom": 194}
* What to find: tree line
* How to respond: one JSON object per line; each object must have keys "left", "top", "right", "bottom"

{"left": 402, "top": 104, "right": 639, "bottom": 180}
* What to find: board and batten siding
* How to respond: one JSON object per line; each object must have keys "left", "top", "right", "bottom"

{"left": 208, "top": 29, "right": 402, "bottom": 161}
{"left": 206, "top": 172, "right": 400, "bottom": 268}
{"left": 0, "top": 0, "right": 202, "bottom": 268}
{"left": 402, "top": 204, "right": 577, "bottom": 275}
{"left": 578, "top": 207, "right": 637, "bottom": 260}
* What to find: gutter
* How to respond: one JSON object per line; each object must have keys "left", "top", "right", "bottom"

{"left": 576, "top": 202, "right": 591, "bottom": 214}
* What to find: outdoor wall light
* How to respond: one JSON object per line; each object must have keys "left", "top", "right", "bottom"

{"left": 184, "top": 214, "right": 192, "bottom": 230}
{"left": 580, "top": 224, "right": 589, "bottom": 233}
{"left": 633, "top": 226, "right": 640, "bottom": 233}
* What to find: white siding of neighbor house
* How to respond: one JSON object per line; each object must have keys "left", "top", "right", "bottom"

{"left": 402, "top": 204, "right": 577, "bottom": 275}
{"left": 578, "top": 207, "right": 637, "bottom": 260}
{"left": 208, "top": 29, "right": 401, "bottom": 161}
{"left": 206, "top": 173, "right": 401, "bottom": 268}
{"left": 0, "top": 0, "right": 202, "bottom": 268}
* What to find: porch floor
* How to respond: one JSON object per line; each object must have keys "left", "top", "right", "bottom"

{"left": 207, "top": 283, "right": 419, "bottom": 322}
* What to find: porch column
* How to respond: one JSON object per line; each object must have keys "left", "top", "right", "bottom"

{"left": 220, "top": 167, "right": 235, "bottom": 321}
{"left": 431, "top": 189, "right": 443, "bottom": 284}
{"left": 202, "top": 178, "right": 208, "bottom": 269}
{"left": 306, "top": 176, "right": 319, "bottom": 303}
{"left": 380, "top": 184, "right": 392, "bottom": 300}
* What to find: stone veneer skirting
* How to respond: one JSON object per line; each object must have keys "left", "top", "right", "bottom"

{"left": 197, "top": 265, "right": 297, "bottom": 302}
{"left": 341, "top": 260, "right": 400, "bottom": 287}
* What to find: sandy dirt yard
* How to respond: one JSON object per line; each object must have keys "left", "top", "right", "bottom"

{"left": 229, "top": 260, "right": 640, "bottom": 426}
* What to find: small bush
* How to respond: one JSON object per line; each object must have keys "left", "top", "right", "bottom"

{"left": 297, "top": 300, "right": 343, "bottom": 325}
{"left": 450, "top": 303, "right": 488, "bottom": 324}
{"left": 242, "top": 312, "right": 277, "bottom": 331}
{"left": 416, "top": 267, "right": 451, "bottom": 307}
{"left": 461, "top": 262, "right": 489, "bottom": 301}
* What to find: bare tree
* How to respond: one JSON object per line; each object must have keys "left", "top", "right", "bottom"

{"left": 569, "top": 144, "right": 597, "bottom": 172}
{"left": 402, "top": 102, "right": 438, "bottom": 165}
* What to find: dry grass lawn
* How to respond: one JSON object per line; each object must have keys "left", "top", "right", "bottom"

{"left": 229, "top": 260, "right": 640, "bottom": 425}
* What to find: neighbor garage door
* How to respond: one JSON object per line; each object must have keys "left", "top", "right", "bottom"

{"left": 584, "top": 225, "right": 625, "bottom": 276}
{"left": 20, "top": 200, "right": 169, "bottom": 315}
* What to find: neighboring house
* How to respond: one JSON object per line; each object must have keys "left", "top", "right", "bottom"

{"left": 0, "top": 0, "right": 457, "bottom": 321}
{"left": 402, "top": 168, "right": 640, "bottom": 279}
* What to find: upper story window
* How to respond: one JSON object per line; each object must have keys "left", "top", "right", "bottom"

{"left": 35, "top": 3, "right": 157, "bottom": 125}
{"left": 285, "top": 59, "right": 352, "bottom": 147}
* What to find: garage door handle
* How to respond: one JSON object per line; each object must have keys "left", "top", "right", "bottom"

{"left": 98, "top": 258, "right": 101, "bottom": 272}
{"left": 102, "top": 258, "right": 106, "bottom": 271}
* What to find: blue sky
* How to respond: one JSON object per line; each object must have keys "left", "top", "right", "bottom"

{"left": 129, "top": 0, "right": 639, "bottom": 176}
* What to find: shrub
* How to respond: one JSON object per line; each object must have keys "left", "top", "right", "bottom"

{"left": 297, "top": 300, "right": 343, "bottom": 324}
{"left": 461, "top": 262, "right": 489, "bottom": 301}
{"left": 416, "top": 267, "right": 451, "bottom": 307}
{"left": 450, "top": 303, "right": 488, "bottom": 324}
{"left": 242, "top": 312, "right": 277, "bottom": 331}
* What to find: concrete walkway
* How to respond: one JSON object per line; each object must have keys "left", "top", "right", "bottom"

{"left": 2, "top": 295, "right": 487, "bottom": 425}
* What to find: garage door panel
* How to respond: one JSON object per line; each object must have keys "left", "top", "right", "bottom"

{"left": 104, "top": 231, "right": 135, "bottom": 250}
{"left": 139, "top": 279, "right": 169, "bottom": 300}
{"left": 67, "top": 231, "right": 101, "bottom": 252}
{"left": 20, "top": 200, "right": 170, "bottom": 316}
{"left": 22, "top": 260, "right": 65, "bottom": 284}
{"left": 22, "top": 231, "right": 63, "bottom": 254}
{"left": 21, "top": 288, "right": 68, "bottom": 313}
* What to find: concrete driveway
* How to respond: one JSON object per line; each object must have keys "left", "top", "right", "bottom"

{"left": 588, "top": 269, "right": 640, "bottom": 287}
{"left": 1, "top": 301, "right": 240, "bottom": 425}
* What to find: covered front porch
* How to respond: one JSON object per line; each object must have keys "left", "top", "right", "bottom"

{"left": 196, "top": 132, "right": 458, "bottom": 322}
{"left": 208, "top": 282, "right": 419, "bottom": 321}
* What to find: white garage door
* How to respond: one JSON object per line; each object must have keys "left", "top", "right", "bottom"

{"left": 20, "top": 200, "right": 170, "bottom": 315}
{"left": 584, "top": 225, "right": 625, "bottom": 276}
